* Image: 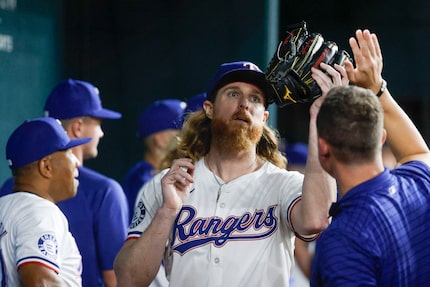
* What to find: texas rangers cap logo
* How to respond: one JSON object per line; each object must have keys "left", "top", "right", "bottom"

{"left": 243, "top": 62, "right": 262, "bottom": 72}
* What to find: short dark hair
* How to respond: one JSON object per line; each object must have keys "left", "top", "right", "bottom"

{"left": 317, "top": 85, "right": 384, "bottom": 163}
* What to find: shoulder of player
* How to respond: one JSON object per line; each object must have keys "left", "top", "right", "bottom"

{"left": 78, "top": 166, "right": 123, "bottom": 190}
{"left": 123, "top": 161, "right": 155, "bottom": 184}
{"left": 1, "top": 193, "right": 65, "bottom": 224}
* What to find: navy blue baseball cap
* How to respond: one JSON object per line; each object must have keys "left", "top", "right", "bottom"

{"left": 185, "top": 92, "right": 207, "bottom": 114}
{"left": 138, "top": 99, "right": 186, "bottom": 138}
{"left": 44, "top": 79, "right": 122, "bottom": 120}
{"left": 6, "top": 117, "right": 92, "bottom": 169}
{"left": 206, "top": 61, "right": 273, "bottom": 108}
{"left": 179, "top": 92, "right": 207, "bottom": 126}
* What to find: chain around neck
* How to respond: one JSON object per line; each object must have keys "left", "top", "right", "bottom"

{"left": 204, "top": 155, "right": 258, "bottom": 185}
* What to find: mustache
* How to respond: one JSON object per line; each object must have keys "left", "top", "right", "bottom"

{"left": 232, "top": 110, "right": 251, "bottom": 123}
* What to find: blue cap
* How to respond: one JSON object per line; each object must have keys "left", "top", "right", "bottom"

{"left": 44, "top": 79, "right": 122, "bottom": 120}
{"left": 206, "top": 61, "right": 273, "bottom": 107}
{"left": 138, "top": 99, "right": 186, "bottom": 138}
{"left": 285, "top": 142, "right": 308, "bottom": 165}
{"left": 6, "top": 117, "right": 92, "bottom": 169}
{"left": 185, "top": 92, "right": 207, "bottom": 114}
{"left": 179, "top": 92, "right": 207, "bottom": 126}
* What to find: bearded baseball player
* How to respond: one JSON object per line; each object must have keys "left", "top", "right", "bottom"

{"left": 114, "top": 58, "right": 347, "bottom": 286}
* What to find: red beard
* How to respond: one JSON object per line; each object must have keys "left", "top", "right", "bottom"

{"left": 211, "top": 111, "right": 263, "bottom": 151}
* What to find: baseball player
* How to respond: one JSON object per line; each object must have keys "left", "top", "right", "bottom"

{"left": 114, "top": 61, "right": 343, "bottom": 286}
{"left": 0, "top": 117, "right": 91, "bottom": 285}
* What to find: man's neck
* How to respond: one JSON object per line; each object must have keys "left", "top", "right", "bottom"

{"left": 334, "top": 162, "right": 384, "bottom": 197}
{"left": 204, "top": 149, "right": 261, "bottom": 183}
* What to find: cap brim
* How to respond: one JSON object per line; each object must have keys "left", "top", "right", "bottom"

{"left": 64, "top": 137, "right": 92, "bottom": 149}
{"left": 209, "top": 70, "right": 273, "bottom": 108}
{"left": 89, "top": 108, "right": 122, "bottom": 119}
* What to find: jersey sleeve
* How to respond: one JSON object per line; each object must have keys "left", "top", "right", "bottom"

{"left": 281, "top": 170, "right": 323, "bottom": 242}
{"left": 127, "top": 170, "right": 166, "bottom": 239}
{"left": 278, "top": 171, "right": 303, "bottom": 229}
{"left": 14, "top": 206, "right": 69, "bottom": 274}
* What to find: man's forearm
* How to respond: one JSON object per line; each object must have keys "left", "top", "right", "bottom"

{"left": 114, "top": 207, "right": 177, "bottom": 286}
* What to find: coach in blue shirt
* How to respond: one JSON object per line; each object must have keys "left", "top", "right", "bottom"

{"left": 309, "top": 30, "right": 430, "bottom": 286}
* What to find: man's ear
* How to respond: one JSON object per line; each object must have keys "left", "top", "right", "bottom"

{"left": 69, "top": 118, "right": 84, "bottom": 138}
{"left": 318, "top": 138, "right": 330, "bottom": 159}
{"left": 203, "top": 100, "right": 213, "bottom": 119}
{"left": 38, "top": 155, "right": 53, "bottom": 178}
{"left": 381, "top": 128, "right": 387, "bottom": 146}
{"left": 317, "top": 137, "right": 333, "bottom": 175}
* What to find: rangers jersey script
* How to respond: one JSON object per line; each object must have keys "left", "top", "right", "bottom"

{"left": 0, "top": 192, "right": 82, "bottom": 286}
{"left": 128, "top": 158, "right": 305, "bottom": 287}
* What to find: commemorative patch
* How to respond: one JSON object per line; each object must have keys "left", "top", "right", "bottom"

{"left": 38, "top": 233, "right": 58, "bottom": 259}
{"left": 129, "top": 199, "right": 146, "bottom": 229}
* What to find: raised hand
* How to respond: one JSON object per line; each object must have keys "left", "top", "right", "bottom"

{"left": 160, "top": 158, "right": 194, "bottom": 213}
{"left": 310, "top": 62, "right": 348, "bottom": 116}
{"left": 344, "top": 29, "right": 384, "bottom": 94}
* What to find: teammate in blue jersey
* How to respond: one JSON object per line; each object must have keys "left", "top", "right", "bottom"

{"left": 158, "top": 93, "right": 208, "bottom": 172}
{"left": 114, "top": 61, "right": 346, "bottom": 286}
{"left": 121, "top": 99, "right": 186, "bottom": 287}
{"left": 122, "top": 99, "right": 186, "bottom": 223}
{"left": 1, "top": 79, "right": 129, "bottom": 287}
{"left": 310, "top": 29, "right": 430, "bottom": 286}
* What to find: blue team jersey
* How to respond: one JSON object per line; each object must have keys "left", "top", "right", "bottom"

{"left": 0, "top": 178, "right": 12, "bottom": 197}
{"left": 311, "top": 161, "right": 430, "bottom": 286}
{"left": 121, "top": 160, "right": 156, "bottom": 222}
{"left": 0, "top": 166, "right": 129, "bottom": 287}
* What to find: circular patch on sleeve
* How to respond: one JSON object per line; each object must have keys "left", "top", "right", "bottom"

{"left": 38, "top": 233, "right": 58, "bottom": 260}
{"left": 129, "top": 199, "right": 146, "bottom": 229}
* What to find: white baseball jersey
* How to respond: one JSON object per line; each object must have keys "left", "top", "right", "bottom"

{"left": 0, "top": 192, "right": 82, "bottom": 286}
{"left": 128, "top": 158, "right": 305, "bottom": 287}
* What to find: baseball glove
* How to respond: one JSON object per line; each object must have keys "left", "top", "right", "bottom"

{"left": 265, "top": 21, "right": 351, "bottom": 107}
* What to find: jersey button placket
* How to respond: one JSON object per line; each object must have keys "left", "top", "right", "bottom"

{"left": 215, "top": 185, "right": 228, "bottom": 212}
{"left": 208, "top": 246, "right": 223, "bottom": 287}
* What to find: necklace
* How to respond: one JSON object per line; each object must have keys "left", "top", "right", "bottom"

{"left": 204, "top": 157, "right": 225, "bottom": 202}
{"left": 204, "top": 156, "right": 258, "bottom": 202}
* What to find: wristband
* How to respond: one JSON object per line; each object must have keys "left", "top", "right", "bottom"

{"left": 376, "top": 79, "right": 387, "bottom": 97}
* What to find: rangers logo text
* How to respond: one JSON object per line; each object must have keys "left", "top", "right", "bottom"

{"left": 172, "top": 205, "right": 278, "bottom": 254}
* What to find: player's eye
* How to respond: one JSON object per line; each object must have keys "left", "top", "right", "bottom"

{"left": 250, "top": 95, "right": 262, "bottom": 103}
{"left": 227, "top": 91, "right": 240, "bottom": 98}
